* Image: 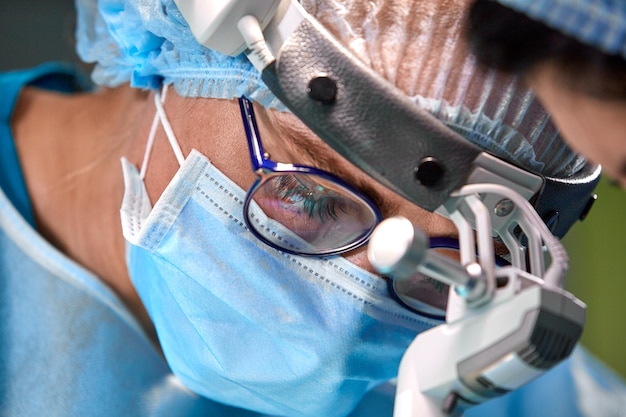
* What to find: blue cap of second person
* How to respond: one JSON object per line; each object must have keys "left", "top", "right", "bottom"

{"left": 495, "top": 0, "right": 626, "bottom": 60}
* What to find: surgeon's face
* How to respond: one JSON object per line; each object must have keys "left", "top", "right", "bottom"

{"left": 529, "top": 63, "right": 626, "bottom": 188}
{"left": 137, "top": 92, "right": 460, "bottom": 274}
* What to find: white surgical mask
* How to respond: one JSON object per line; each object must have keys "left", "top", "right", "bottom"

{"left": 120, "top": 149, "right": 440, "bottom": 416}
{"left": 119, "top": 89, "right": 444, "bottom": 416}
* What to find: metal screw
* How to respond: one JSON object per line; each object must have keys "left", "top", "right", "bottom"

{"left": 494, "top": 198, "right": 514, "bottom": 217}
{"left": 414, "top": 157, "right": 445, "bottom": 187}
{"left": 307, "top": 75, "right": 337, "bottom": 104}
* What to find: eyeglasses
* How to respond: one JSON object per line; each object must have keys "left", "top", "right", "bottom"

{"left": 387, "top": 237, "right": 511, "bottom": 320}
{"left": 238, "top": 96, "right": 382, "bottom": 256}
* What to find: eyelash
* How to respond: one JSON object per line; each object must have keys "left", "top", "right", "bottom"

{"left": 274, "top": 175, "right": 347, "bottom": 222}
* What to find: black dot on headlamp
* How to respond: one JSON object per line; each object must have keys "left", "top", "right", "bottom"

{"left": 415, "top": 157, "right": 445, "bottom": 187}
{"left": 307, "top": 75, "right": 337, "bottom": 104}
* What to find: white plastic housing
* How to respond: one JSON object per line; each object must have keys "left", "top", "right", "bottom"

{"left": 174, "top": 0, "right": 284, "bottom": 56}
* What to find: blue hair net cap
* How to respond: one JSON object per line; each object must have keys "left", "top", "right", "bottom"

{"left": 495, "top": 0, "right": 626, "bottom": 60}
{"left": 75, "top": 0, "right": 284, "bottom": 108}
{"left": 75, "top": 0, "right": 590, "bottom": 180}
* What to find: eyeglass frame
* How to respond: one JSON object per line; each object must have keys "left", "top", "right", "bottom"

{"left": 238, "top": 95, "right": 383, "bottom": 256}
{"left": 238, "top": 96, "right": 513, "bottom": 318}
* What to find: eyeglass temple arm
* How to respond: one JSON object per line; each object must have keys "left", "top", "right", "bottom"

{"left": 239, "top": 97, "right": 266, "bottom": 172}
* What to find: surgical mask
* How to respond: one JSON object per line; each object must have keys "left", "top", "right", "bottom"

{"left": 119, "top": 92, "right": 440, "bottom": 417}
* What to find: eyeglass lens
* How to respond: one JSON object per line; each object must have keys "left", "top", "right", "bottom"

{"left": 246, "top": 172, "right": 379, "bottom": 255}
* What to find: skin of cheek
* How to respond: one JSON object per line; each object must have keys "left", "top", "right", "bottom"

{"left": 528, "top": 67, "right": 626, "bottom": 187}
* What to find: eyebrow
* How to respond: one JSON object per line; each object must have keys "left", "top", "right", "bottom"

{"left": 273, "top": 114, "right": 402, "bottom": 218}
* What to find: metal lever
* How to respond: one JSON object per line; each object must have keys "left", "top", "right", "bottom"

{"left": 368, "top": 216, "right": 488, "bottom": 305}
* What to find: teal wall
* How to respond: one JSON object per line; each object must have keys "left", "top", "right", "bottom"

{"left": 563, "top": 177, "right": 626, "bottom": 378}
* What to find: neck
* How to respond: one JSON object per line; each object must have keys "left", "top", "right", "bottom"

{"left": 12, "top": 85, "right": 155, "bottom": 334}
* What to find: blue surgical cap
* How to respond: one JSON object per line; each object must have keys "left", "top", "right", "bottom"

{"left": 75, "top": 0, "right": 589, "bottom": 179}
{"left": 495, "top": 0, "right": 626, "bottom": 60}
{"left": 75, "top": 0, "right": 284, "bottom": 108}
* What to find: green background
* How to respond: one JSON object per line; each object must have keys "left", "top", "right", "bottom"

{"left": 563, "top": 177, "right": 626, "bottom": 378}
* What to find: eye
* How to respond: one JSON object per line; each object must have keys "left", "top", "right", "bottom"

{"left": 273, "top": 175, "right": 348, "bottom": 223}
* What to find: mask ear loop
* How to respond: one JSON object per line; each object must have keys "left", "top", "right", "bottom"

{"left": 139, "top": 84, "right": 185, "bottom": 180}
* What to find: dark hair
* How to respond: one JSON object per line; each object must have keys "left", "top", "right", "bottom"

{"left": 465, "top": 0, "right": 626, "bottom": 99}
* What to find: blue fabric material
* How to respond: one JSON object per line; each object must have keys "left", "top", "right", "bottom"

{"left": 0, "top": 175, "right": 210, "bottom": 416}
{"left": 0, "top": 62, "right": 90, "bottom": 227}
{"left": 120, "top": 150, "right": 439, "bottom": 417}
{"left": 496, "top": 0, "right": 626, "bottom": 60}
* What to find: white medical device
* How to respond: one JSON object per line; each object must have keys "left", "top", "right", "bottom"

{"left": 368, "top": 212, "right": 585, "bottom": 416}
{"left": 174, "top": 1, "right": 594, "bottom": 415}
